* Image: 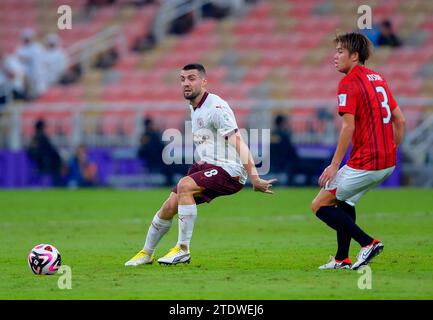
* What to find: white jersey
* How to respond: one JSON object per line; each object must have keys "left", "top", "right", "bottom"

{"left": 189, "top": 92, "right": 248, "bottom": 184}
{"left": 44, "top": 47, "right": 68, "bottom": 85}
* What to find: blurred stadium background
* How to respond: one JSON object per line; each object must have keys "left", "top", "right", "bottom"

{"left": 1, "top": 0, "right": 432, "bottom": 189}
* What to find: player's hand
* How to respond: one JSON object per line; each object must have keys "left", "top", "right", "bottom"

{"left": 252, "top": 177, "right": 277, "bottom": 194}
{"left": 318, "top": 164, "right": 339, "bottom": 188}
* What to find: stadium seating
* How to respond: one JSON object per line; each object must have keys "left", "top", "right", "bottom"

{"left": 21, "top": 109, "right": 74, "bottom": 141}
{"left": 2, "top": 0, "right": 433, "bottom": 145}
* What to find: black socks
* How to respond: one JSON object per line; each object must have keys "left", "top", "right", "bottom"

{"left": 335, "top": 202, "right": 356, "bottom": 261}
{"left": 316, "top": 205, "right": 373, "bottom": 249}
{"left": 337, "top": 201, "right": 356, "bottom": 221}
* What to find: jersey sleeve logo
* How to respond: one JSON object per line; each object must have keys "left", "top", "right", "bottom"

{"left": 338, "top": 94, "right": 347, "bottom": 107}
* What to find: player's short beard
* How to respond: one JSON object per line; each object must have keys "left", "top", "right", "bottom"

{"left": 184, "top": 89, "right": 200, "bottom": 101}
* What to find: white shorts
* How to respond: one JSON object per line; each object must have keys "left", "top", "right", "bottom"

{"left": 325, "top": 165, "right": 395, "bottom": 206}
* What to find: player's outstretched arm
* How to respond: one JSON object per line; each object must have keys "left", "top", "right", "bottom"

{"left": 227, "top": 131, "right": 276, "bottom": 194}
{"left": 391, "top": 106, "right": 405, "bottom": 147}
{"left": 318, "top": 113, "right": 355, "bottom": 188}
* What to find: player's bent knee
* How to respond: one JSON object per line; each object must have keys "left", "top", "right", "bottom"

{"left": 311, "top": 200, "right": 321, "bottom": 214}
{"left": 177, "top": 177, "right": 198, "bottom": 195}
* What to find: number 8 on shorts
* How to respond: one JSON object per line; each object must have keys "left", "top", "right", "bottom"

{"left": 204, "top": 169, "right": 218, "bottom": 177}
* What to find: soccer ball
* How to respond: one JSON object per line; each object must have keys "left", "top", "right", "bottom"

{"left": 27, "top": 244, "right": 61, "bottom": 275}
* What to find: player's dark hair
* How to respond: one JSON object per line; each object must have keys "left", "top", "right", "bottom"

{"left": 182, "top": 63, "right": 206, "bottom": 77}
{"left": 334, "top": 32, "right": 372, "bottom": 64}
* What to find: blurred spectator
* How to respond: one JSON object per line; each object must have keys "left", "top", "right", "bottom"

{"left": 0, "top": 69, "right": 11, "bottom": 107}
{"left": 377, "top": 20, "right": 402, "bottom": 48}
{"left": 132, "top": 4, "right": 158, "bottom": 52}
{"left": 86, "top": 0, "right": 116, "bottom": 7}
{"left": 202, "top": 0, "right": 231, "bottom": 19}
{"left": 132, "top": 0, "right": 157, "bottom": 5}
{"left": 67, "top": 145, "right": 98, "bottom": 188}
{"left": 0, "top": 49, "right": 27, "bottom": 105}
{"left": 0, "top": 53, "right": 12, "bottom": 106}
{"left": 83, "top": 0, "right": 117, "bottom": 20}
{"left": 27, "top": 119, "right": 65, "bottom": 186}
{"left": 43, "top": 33, "right": 69, "bottom": 86}
{"left": 138, "top": 117, "right": 164, "bottom": 171}
{"left": 94, "top": 47, "right": 119, "bottom": 69}
{"left": 137, "top": 117, "right": 174, "bottom": 186}
{"left": 270, "top": 115, "right": 299, "bottom": 185}
{"left": 59, "top": 63, "right": 83, "bottom": 85}
{"left": 15, "top": 28, "right": 47, "bottom": 99}
{"left": 170, "top": 11, "right": 194, "bottom": 35}
{"left": 133, "top": 32, "right": 156, "bottom": 52}
{"left": 85, "top": 0, "right": 117, "bottom": 13}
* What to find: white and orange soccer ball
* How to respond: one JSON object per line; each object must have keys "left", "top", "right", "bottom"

{"left": 28, "top": 244, "right": 62, "bottom": 275}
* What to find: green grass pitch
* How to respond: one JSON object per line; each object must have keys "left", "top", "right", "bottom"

{"left": 1, "top": 188, "right": 432, "bottom": 299}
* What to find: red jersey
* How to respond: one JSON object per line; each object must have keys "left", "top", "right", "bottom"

{"left": 337, "top": 65, "right": 397, "bottom": 170}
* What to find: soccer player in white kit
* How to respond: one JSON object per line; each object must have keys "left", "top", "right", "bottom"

{"left": 125, "top": 64, "right": 276, "bottom": 266}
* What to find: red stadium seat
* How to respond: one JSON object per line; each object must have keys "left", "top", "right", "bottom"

{"left": 211, "top": 83, "right": 253, "bottom": 100}
{"left": 233, "top": 19, "right": 277, "bottom": 36}
{"left": 143, "top": 109, "right": 189, "bottom": 130}
{"left": 102, "top": 83, "right": 181, "bottom": 102}
{"left": 259, "top": 49, "right": 305, "bottom": 68}
{"left": 289, "top": 107, "right": 318, "bottom": 134}
{"left": 242, "top": 66, "right": 272, "bottom": 85}
{"left": 156, "top": 52, "right": 203, "bottom": 69}
{"left": 21, "top": 110, "right": 73, "bottom": 139}
{"left": 101, "top": 110, "right": 136, "bottom": 136}
{"left": 288, "top": 0, "right": 323, "bottom": 18}
{"left": 114, "top": 53, "right": 141, "bottom": 71}
{"left": 377, "top": 63, "right": 419, "bottom": 82}
{"left": 290, "top": 77, "right": 336, "bottom": 99}
{"left": 37, "top": 85, "right": 84, "bottom": 103}
{"left": 119, "top": 70, "right": 167, "bottom": 86}
{"left": 52, "top": 0, "right": 86, "bottom": 10}
{"left": 390, "top": 79, "right": 423, "bottom": 97}
{"left": 247, "top": 2, "right": 272, "bottom": 19}
{"left": 388, "top": 47, "right": 433, "bottom": 65}
{"left": 173, "top": 35, "right": 219, "bottom": 52}
{"left": 189, "top": 19, "right": 217, "bottom": 37}
{"left": 102, "top": 85, "right": 143, "bottom": 102}
{"left": 59, "top": 23, "right": 101, "bottom": 47}
{"left": 203, "top": 66, "right": 227, "bottom": 84}
{"left": 373, "top": 1, "right": 399, "bottom": 17}
{"left": 402, "top": 105, "right": 424, "bottom": 131}
{"left": 292, "top": 16, "right": 339, "bottom": 33}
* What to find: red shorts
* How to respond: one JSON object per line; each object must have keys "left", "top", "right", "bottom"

{"left": 172, "top": 162, "right": 244, "bottom": 204}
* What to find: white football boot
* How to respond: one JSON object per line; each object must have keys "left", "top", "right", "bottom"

{"left": 319, "top": 256, "right": 352, "bottom": 270}
{"left": 124, "top": 250, "right": 154, "bottom": 266}
{"left": 158, "top": 245, "right": 191, "bottom": 265}
{"left": 352, "top": 239, "right": 384, "bottom": 270}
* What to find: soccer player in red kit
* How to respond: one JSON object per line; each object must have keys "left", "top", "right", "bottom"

{"left": 311, "top": 33, "right": 406, "bottom": 270}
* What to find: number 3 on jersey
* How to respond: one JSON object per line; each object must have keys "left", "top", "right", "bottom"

{"left": 375, "top": 86, "right": 391, "bottom": 124}
{"left": 204, "top": 169, "right": 218, "bottom": 178}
